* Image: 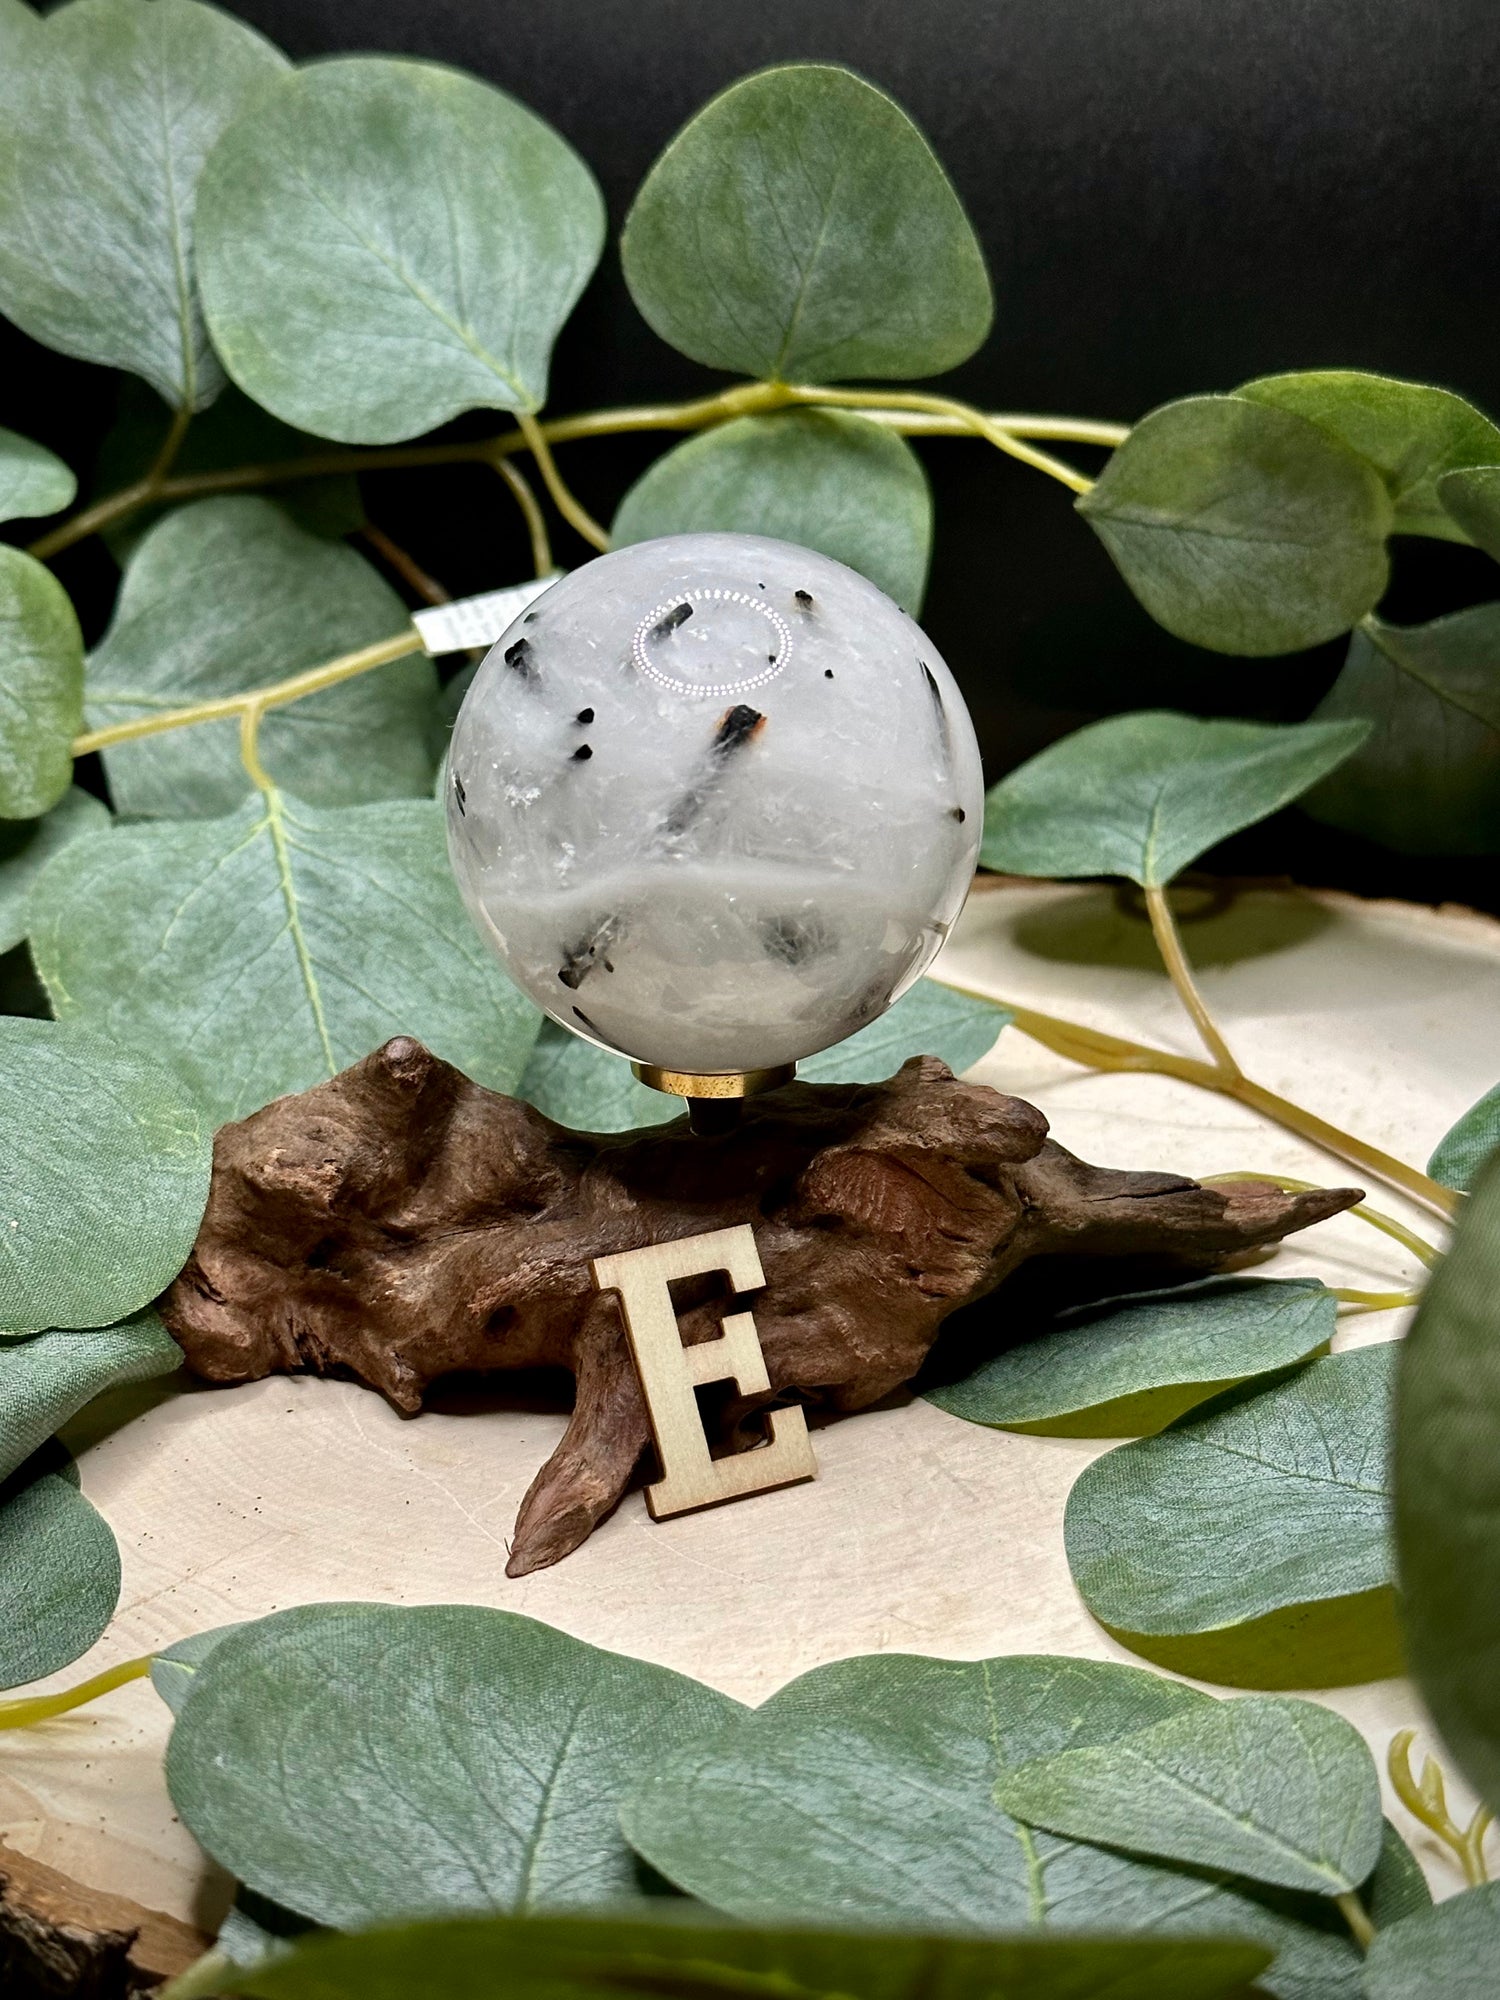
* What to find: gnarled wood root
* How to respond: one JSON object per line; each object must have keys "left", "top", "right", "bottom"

{"left": 162, "top": 1040, "right": 1359, "bottom": 1576}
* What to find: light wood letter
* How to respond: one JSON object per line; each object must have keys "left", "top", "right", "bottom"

{"left": 591, "top": 1224, "right": 817, "bottom": 1519}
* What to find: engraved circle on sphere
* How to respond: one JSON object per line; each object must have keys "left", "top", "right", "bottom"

{"left": 630, "top": 587, "right": 793, "bottom": 698}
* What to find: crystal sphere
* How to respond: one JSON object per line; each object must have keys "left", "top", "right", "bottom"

{"left": 446, "top": 533, "right": 983, "bottom": 1076}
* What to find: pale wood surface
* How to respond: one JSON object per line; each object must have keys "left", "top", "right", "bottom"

{"left": 593, "top": 1225, "right": 817, "bottom": 1519}
{"left": 5, "top": 879, "right": 1498, "bottom": 1929}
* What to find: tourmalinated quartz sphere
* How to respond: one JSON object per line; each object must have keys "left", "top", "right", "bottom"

{"left": 446, "top": 533, "right": 983, "bottom": 1080}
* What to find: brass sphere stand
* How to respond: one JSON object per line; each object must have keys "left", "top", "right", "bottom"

{"left": 631, "top": 1062, "right": 798, "bottom": 1135}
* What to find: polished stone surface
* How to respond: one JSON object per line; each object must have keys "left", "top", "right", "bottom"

{"left": 447, "top": 533, "right": 983, "bottom": 1073}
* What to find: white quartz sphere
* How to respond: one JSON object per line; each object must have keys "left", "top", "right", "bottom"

{"left": 446, "top": 533, "right": 983, "bottom": 1075}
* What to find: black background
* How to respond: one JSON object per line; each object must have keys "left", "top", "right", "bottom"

{"left": 6, "top": 0, "right": 1499, "bottom": 904}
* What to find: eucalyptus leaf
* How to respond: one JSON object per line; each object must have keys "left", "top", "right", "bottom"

{"left": 0, "top": 425, "right": 75, "bottom": 524}
{"left": 518, "top": 1021, "right": 675, "bottom": 1133}
{"left": 518, "top": 980, "right": 1008, "bottom": 1134}
{"left": 0, "top": 1020, "right": 212, "bottom": 1335}
{"left": 619, "top": 1650, "right": 1372, "bottom": 1999}
{"left": 0, "top": 0, "right": 288, "bottom": 409}
{"left": 993, "top": 1695, "right": 1383, "bottom": 1897}
{"left": 927, "top": 1277, "right": 1335, "bottom": 1438}
{"left": 621, "top": 64, "right": 992, "bottom": 385}
{"left": 86, "top": 497, "right": 436, "bottom": 818}
{"left": 164, "top": 1602, "right": 743, "bottom": 1927}
{"left": 95, "top": 380, "right": 363, "bottom": 563}
{"left": 1429, "top": 1082, "right": 1500, "bottom": 1192}
{"left": 31, "top": 791, "right": 543, "bottom": 1125}
{"left": 800, "top": 980, "right": 1009, "bottom": 1083}
{"left": 1363, "top": 1883, "right": 1500, "bottom": 2000}
{"left": 1438, "top": 465, "right": 1500, "bottom": 560}
{"left": 210, "top": 1909, "right": 1273, "bottom": 2000}
{"left": 1, "top": 1308, "right": 180, "bottom": 1483}
{"left": 150, "top": 1622, "right": 245, "bottom": 1715}
{"left": 1240, "top": 371, "right": 1500, "bottom": 541}
{"left": 0, "top": 1459, "right": 119, "bottom": 1691}
{"left": 1395, "top": 1149, "right": 1500, "bottom": 1813}
{"left": 0, "top": 787, "right": 108, "bottom": 954}
{"left": 613, "top": 412, "right": 933, "bottom": 612}
{"left": 1303, "top": 609, "right": 1500, "bottom": 855}
{"left": 979, "top": 712, "right": 1369, "bottom": 887}
{"left": 0, "top": 544, "right": 84, "bottom": 820}
{"left": 1076, "top": 396, "right": 1392, "bottom": 655}
{"left": 197, "top": 57, "right": 605, "bottom": 443}
{"left": 1064, "top": 1344, "right": 1401, "bottom": 1688}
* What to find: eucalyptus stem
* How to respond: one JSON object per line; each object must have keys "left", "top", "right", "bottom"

{"left": 1389, "top": 1730, "right": 1494, "bottom": 1886}
{"left": 930, "top": 974, "right": 1461, "bottom": 1218}
{"left": 28, "top": 382, "right": 1124, "bottom": 560}
{"left": 70, "top": 627, "right": 425, "bottom": 756}
{"left": 516, "top": 408, "right": 610, "bottom": 551}
{"left": 1143, "top": 883, "right": 1242, "bottom": 1079}
{"left": 359, "top": 523, "right": 449, "bottom": 606}
{"left": 1335, "top": 1891, "right": 1376, "bottom": 1951}
{"left": 495, "top": 457, "right": 553, "bottom": 577}
{"left": 147, "top": 401, "right": 193, "bottom": 484}
{"left": 1333, "top": 1287, "right": 1424, "bottom": 1311}
{"left": 0, "top": 1654, "right": 152, "bottom": 1728}
{"left": 781, "top": 382, "right": 1095, "bottom": 492}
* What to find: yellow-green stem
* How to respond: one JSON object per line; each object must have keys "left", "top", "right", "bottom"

{"left": 781, "top": 382, "right": 1095, "bottom": 492}
{"left": 1333, "top": 1287, "right": 1423, "bottom": 1312}
{"left": 495, "top": 457, "right": 553, "bottom": 577}
{"left": 0, "top": 1654, "right": 152, "bottom": 1728}
{"left": 28, "top": 382, "right": 1125, "bottom": 559}
{"left": 516, "top": 409, "right": 610, "bottom": 551}
{"left": 71, "top": 627, "right": 424, "bottom": 757}
{"left": 1144, "top": 883, "right": 1242, "bottom": 1078}
{"left": 929, "top": 974, "right": 1460, "bottom": 1218}
{"left": 1335, "top": 1891, "right": 1376, "bottom": 1951}
{"left": 147, "top": 402, "right": 193, "bottom": 484}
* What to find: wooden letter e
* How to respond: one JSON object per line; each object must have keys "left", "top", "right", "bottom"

{"left": 591, "top": 1224, "right": 817, "bottom": 1520}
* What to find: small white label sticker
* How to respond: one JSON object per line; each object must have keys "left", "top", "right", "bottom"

{"left": 412, "top": 572, "right": 564, "bottom": 656}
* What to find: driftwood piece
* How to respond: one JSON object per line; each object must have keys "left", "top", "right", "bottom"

{"left": 0, "top": 1840, "right": 209, "bottom": 1998}
{"left": 162, "top": 1039, "right": 1359, "bottom": 1577}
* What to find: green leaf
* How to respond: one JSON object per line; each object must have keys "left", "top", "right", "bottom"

{"left": 993, "top": 1695, "right": 1382, "bottom": 1897}
{"left": 613, "top": 412, "right": 933, "bottom": 612}
{"left": 927, "top": 1277, "right": 1335, "bottom": 1438}
{"left": 0, "top": 787, "right": 108, "bottom": 955}
{"left": 30, "top": 791, "right": 543, "bottom": 1126}
{"left": 1064, "top": 1345, "right": 1402, "bottom": 1688}
{"left": 0, "top": 1020, "right": 212, "bottom": 1335}
{"left": 197, "top": 57, "right": 605, "bottom": 443}
{"left": 0, "top": 0, "right": 288, "bottom": 409}
{"left": 150, "top": 1622, "right": 244, "bottom": 1715}
{"left": 979, "top": 712, "right": 1369, "bottom": 887}
{"left": 164, "top": 1602, "right": 743, "bottom": 1928}
{"left": 1363, "top": 1883, "right": 1500, "bottom": 2000}
{"left": 518, "top": 981, "right": 1008, "bottom": 1135}
{"left": 621, "top": 64, "right": 992, "bottom": 385}
{"left": 1240, "top": 371, "right": 1500, "bottom": 541}
{"left": 1076, "top": 397, "right": 1392, "bottom": 655}
{"left": 0, "top": 1459, "right": 119, "bottom": 1691}
{"left": 0, "top": 544, "right": 84, "bottom": 820}
{"left": 0, "top": 425, "right": 75, "bottom": 524}
{"left": 1395, "top": 1150, "right": 1500, "bottom": 1813}
{"left": 1438, "top": 465, "right": 1500, "bottom": 560}
{"left": 211, "top": 1909, "right": 1274, "bottom": 2000}
{"left": 1302, "top": 610, "right": 1500, "bottom": 855}
{"left": 86, "top": 497, "right": 436, "bottom": 819}
{"left": 94, "top": 380, "right": 363, "bottom": 564}
{"left": 1429, "top": 1082, "right": 1500, "bottom": 1193}
{"left": 800, "top": 980, "right": 1009, "bottom": 1083}
{"left": 1, "top": 1308, "right": 180, "bottom": 1483}
{"left": 518, "top": 1022, "right": 675, "bottom": 1133}
{"left": 219, "top": 1909, "right": 1272, "bottom": 2000}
